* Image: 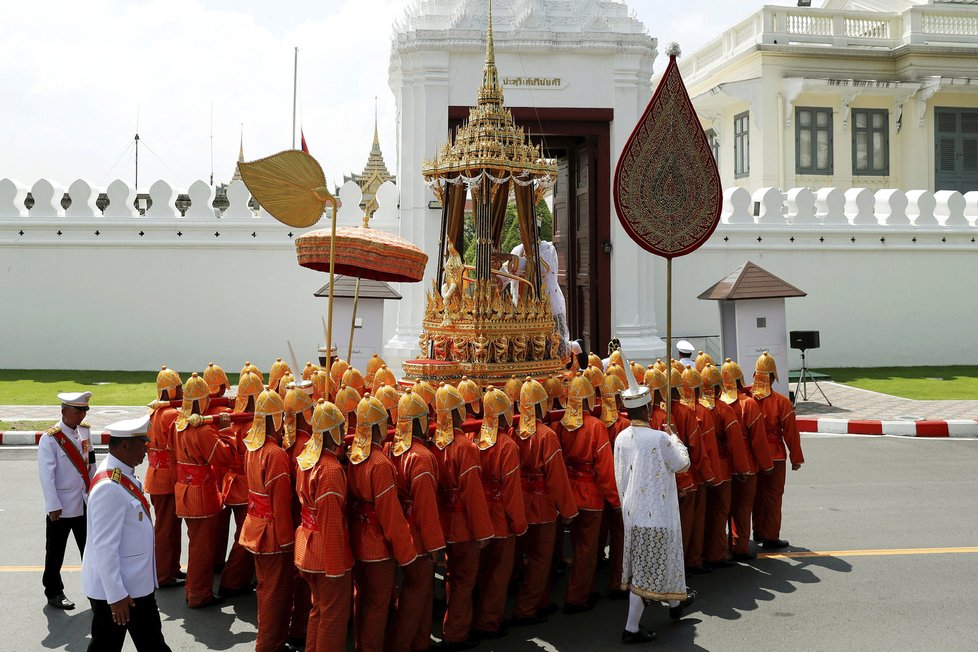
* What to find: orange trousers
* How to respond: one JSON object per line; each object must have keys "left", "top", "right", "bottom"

{"left": 442, "top": 541, "right": 480, "bottom": 644}
{"left": 254, "top": 551, "right": 296, "bottom": 652}
{"left": 213, "top": 505, "right": 231, "bottom": 568}
{"left": 387, "top": 555, "right": 434, "bottom": 652}
{"left": 513, "top": 522, "right": 557, "bottom": 619}
{"left": 290, "top": 565, "right": 311, "bottom": 641}
{"left": 474, "top": 536, "right": 516, "bottom": 633}
{"left": 565, "top": 510, "right": 601, "bottom": 607}
{"left": 753, "top": 461, "right": 787, "bottom": 541}
{"left": 150, "top": 493, "right": 182, "bottom": 585}
{"left": 218, "top": 504, "right": 253, "bottom": 591}
{"left": 729, "top": 475, "right": 758, "bottom": 554}
{"left": 685, "top": 487, "right": 708, "bottom": 568}
{"left": 601, "top": 505, "right": 625, "bottom": 590}
{"left": 301, "top": 570, "right": 352, "bottom": 652}
{"left": 184, "top": 516, "right": 218, "bottom": 607}
{"left": 704, "top": 482, "right": 732, "bottom": 563}
{"left": 353, "top": 559, "right": 395, "bottom": 652}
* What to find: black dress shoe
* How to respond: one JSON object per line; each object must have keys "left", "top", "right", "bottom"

{"left": 608, "top": 589, "right": 630, "bottom": 600}
{"left": 537, "top": 602, "right": 559, "bottom": 618}
{"left": 46, "top": 594, "right": 75, "bottom": 610}
{"left": 704, "top": 560, "right": 734, "bottom": 569}
{"left": 761, "top": 539, "right": 790, "bottom": 550}
{"left": 669, "top": 589, "right": 697, "bottom": 621}
{"left": 175, "top": 570, "right": 187, "bottom": 580}
{"left": 621, "top": 627, "right": 656, "bottom": 644}
{"left": 731, "top": 551, "right": 757, "bottom": 561}
{"left": 190, "top": 595, "right": 227, "bottom": 609}
{"left": 509, "top": 614, "right": 546, "bottom": 627}
{"left": 563, "top": 601, "right": 595, "bottom": 615}
{"left": 159, "top": 578, "right": 186, "bottom": 589}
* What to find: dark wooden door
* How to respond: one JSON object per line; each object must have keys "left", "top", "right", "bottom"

{"left": 935, "top": 108, "right": 978, "bottom": 193}
{"left": 553, "top": 155, "right": 570, "bottom": 320}
{"left": 573, "top": 142, "right": 596, "bottom": 352}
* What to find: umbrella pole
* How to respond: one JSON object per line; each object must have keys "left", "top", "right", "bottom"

{"left": 325, "top": 198, "right": 338, "bottom": 397}
{"left": 348, "top": 274, "right": 362, "bottom": 364}
{"left": 666, "top": 256, "right": 672, "bottom": 431}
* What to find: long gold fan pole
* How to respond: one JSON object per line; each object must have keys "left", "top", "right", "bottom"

{"left": 666, "top": 258, "right": 673, "bottom": 431}
{"left": 348, "top": 274, "right": 362, "bottom": 363}
{"left": 325, "top": 196, "right": 338, "bottom": 398}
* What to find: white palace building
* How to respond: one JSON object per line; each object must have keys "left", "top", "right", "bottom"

{"left": 2, "top": 0, "right": 977, "bottom": 373}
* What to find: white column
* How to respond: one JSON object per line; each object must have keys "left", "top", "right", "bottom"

{"left": 385, "top": 50, "right": 450, "bottom": 372}
{"left": 610, "top": 53, "right": 666, "bottom": 363}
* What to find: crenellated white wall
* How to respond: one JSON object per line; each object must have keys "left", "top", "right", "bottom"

{"left": 2, "top": 178, "right": 977, "bottom": 371}
{"left": 0, "top": 177, "right": 402, "bottom": 372}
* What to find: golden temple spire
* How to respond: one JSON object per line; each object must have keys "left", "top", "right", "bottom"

{"left": 372, "top": 96, "right": 380, "bottom": 149}
{"left": 478, "top": 0, "right": 503, "bottom": 107}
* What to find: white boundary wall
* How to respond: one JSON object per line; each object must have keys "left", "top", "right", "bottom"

{"left": 2, "top": 179, "right": 977, "bottom": 370}
{"left": 0, "top": 177, "right": 402, "bottom": 372}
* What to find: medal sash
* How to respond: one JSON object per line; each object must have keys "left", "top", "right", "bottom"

{"left": 92, "top": 468, "right": 152, "bottom": 521}
{"left": 51, "top": 430, "right": 91, "bottom": 492}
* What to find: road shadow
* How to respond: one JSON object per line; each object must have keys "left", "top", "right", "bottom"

{"left": 156, "top": 582, "right": 256, "bottom": 650}
{"left": 795, "top": 401, "right": 851, "bottom": 416}
{"left": 41, "top": 603, "right": 91, "bottom": 652}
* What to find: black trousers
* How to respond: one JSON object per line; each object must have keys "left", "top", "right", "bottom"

{"left": 88, "top": 593, "right": 171, "bottom": 652}
{"left": 43, "top": 512, "right": 86, "bottom": 598}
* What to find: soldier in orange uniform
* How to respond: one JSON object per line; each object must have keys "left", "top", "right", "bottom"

{"left": 554, "top": 374, "right": 621, "bottom": 614}
{"left": 172, "top": 372, "right": 233, "bottom": 608}
{"left": 283, "top": 380, "right": 317, "bottom": 650}
{"left": 679, "top": 367, "right": 721, "bottom": 572}
{"left": 239, "top": 388, "right": 297, "bottom": 652}
{"left": 510, "top": 377, "right": 577, "bottom": 625}
{"left": 430, "top": 383, "right": 494, "bottom": 651}
{"left": 268, "top": 358, "right": 292, "bottom": 397}
{"left": 146, "top": 366, "right": 185, "bottom": 588}
{"left": 698, "top": 364, "right": 751, "bottom": 568}
{"left": 295, "top": 399, "right": 353, "bottom": 652}
{"left": 386, "top": 388, "right": 445, "bottom": 652}
{"left": 216, "top": 368, "right": 262, "bottom": 597}
{"left": 750, "top": 352, "right": 804, "bottom": 550}
{"left": 347, "top": 395, "right": 417, "bottom": 652}
{"left": 471, "top": 387, "right": 527, "bottom": 638}
{"left": 720, "top": 358, "right": 774, "bottom": 560}
{"left": 203, "top": 363, "right": 234, "bottom": 572}
{"left": 599, "top": 367, "right": 630, "bottom": 598}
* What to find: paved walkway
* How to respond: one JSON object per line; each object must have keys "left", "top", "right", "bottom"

{"left": 793, "top": 382, "right": 978, "bottom": 421}
{"left": 3, "top": 381, "right": 975, "bottom": 431}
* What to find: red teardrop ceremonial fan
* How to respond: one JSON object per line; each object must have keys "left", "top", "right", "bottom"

{"left": 613, "top": 43, "right": 723, "bottom": 427}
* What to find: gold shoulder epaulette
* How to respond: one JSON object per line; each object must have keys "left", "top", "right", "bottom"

{"left": 46, "top": 425, "right": 61, "bottom": 436}
{"left": 80, "top": 421, "right": 91, "bottom": 428}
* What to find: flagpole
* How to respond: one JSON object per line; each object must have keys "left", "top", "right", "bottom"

{"left": 292, "top": 46, "right": 298, "bottom": 149}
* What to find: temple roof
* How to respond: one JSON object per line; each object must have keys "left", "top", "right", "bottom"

{"left": 314, "top": 275, "right": 402, "bottom": 300}
{"left": 698, "top": 261, "right": 806, "bottom": 301}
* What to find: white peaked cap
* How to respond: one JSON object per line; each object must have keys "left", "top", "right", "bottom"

{"left": 105, "top": 415, "right": 151, "bottom": 439}
{"left": 58, "top": 391, "right": 92, "bottom": 407}
{"left": 619, "top": 348, "right": 651, "bottom": 408}
{"left": 676, "top": 340, "right": 695, "bottom": 354}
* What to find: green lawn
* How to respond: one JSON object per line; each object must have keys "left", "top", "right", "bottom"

{"left": 0, "top": 420, "right": 57, "bottom": 431}
{"left": 820, "top": 366, "right": 978, "bottom": 400}
{"left": 0, "top": 369, "right": 241, "bottom": 406}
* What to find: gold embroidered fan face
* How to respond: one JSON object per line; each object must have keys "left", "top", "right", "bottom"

{"left": 237, "top": 149, "right": 332, "bottom": 229}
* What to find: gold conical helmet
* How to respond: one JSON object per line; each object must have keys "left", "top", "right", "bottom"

{"left": 269, "top": 358, "right": 291, "bottom": 394}
{"left": 600, "top": 371, "right": 627, "bottom": 426}
{"left": 156, "top": 365, "right": 182, "bottom": 400}
{"left": 393, "top": 388, "right": 429, "bottom": 456}
{"left": 753, "top": 351, "right": 777, "bottom": 399}
{"left": 478, "top": 386, "right": 512, "bottom": 450}
{"left": 695, "top": 351, "right": 714, "bottom": 373}
{"left": 244, "top": 388, "right": 285, "bottom": 452}
{"left": 204, "top": 362, "right": 229, "bottom": 396}
{"left": 234, "top": 371, "right": 264, "bottom": 413}
{"left": 518, "top": 376, "right": 548, "bottom": 438}
{"left": 434, "top": 383, "right": 465, "bottom": 449}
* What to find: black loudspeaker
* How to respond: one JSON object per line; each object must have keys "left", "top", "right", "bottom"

{"left": 790, "top": 331, "right": 820, "bottom": 351}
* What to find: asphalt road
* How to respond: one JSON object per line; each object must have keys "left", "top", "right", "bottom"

{"left": 2, "top": 434, "right": 977, "bottom": 651}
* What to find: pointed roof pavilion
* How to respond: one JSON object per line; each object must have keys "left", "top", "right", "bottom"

{"left": 345, "top": 99, "right": 396, "bottom": 215}
{"left": 231, "top": 126, "right": 245, "bottom": 183}
{"left": 698, "top": 261, "right": 806, "bottom": 301}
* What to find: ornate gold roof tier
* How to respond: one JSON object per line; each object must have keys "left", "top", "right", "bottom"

{"left": 406, "top": 2, "right": 566, "bottom": 389}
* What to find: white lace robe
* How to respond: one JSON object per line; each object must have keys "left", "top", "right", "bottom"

{"left": 614, "top": 424, "right": 690, "bottom": 601}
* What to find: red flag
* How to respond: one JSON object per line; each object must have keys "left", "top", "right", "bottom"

{"left": 300, "top": 130, "right": 309, "bottom": 154}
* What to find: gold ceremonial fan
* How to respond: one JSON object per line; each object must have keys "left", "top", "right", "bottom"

{"left": 238, "top": 149, "right": 334, "bottom": 228}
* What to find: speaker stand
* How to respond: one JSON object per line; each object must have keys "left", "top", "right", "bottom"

{"left": 793, "top": 350, "right": 832, "bottom": 406}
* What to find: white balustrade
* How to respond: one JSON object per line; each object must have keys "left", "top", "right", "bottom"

{"left": 337, "top": 180, "right": 365, "bottom": 225}
{"left": 103, "top": 179, "right": 136, "bottom": 218}
{"left": 875, "top": 189, "right": 909, "bottom": 226}
{"left": 0, "top": 178, "right": 29, "bottom": 217}
{"left": 146, "top": 180, "right": 179, "bottom": 218}
{"left": 30, "top": 179, "right": 66, "bottom": 218}
{"left": 906, "top": 190, "right": 938, "bottom": 226}
{"left": 816, "top": 187, "right": 846, "bottom": 225}
{"left": 845, "top": 188, "right": 876, "bottom": 226}
{"left": 965, "top": 191, "right": 978, "bottom": 224}
{"left": 753, "top": 187, "right": 784, "bottom": 224}
{"left": 223, "top": 180, "right": 254, "bottom": 220}
{"left": 785, "top": 187, "right": 816, "bottom": 224}
{"left": 185, "top": 180, "right": 216, "bottom": 219}
{"left": 722, "top": 187, "right": 753, "bottom": 224}
{"left": 66, "top": 179, "right": 100, "bottom": 218}
{"left": 934, "top": 190, "right": 968, "bottom": 228}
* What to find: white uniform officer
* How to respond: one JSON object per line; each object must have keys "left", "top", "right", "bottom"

{"left": 676, "top": 340, "right": 696, "bottom": 369}
{"left": 82, "top": 415, "right": 171, "bottom": 652}
{"left": 39, "top": 391, "right": 95, "bottom": 610}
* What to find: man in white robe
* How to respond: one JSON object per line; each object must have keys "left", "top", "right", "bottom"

{"left": 613, "top": 352, "right": 696, "bottom": 644}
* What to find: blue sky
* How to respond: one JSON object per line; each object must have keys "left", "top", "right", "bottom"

{"left": 0, "top": 0, "right": 808, "bottom": 188}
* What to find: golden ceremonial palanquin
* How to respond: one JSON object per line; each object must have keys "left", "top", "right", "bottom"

{"left": 403, "top": 11, "right": 564, "bottom": 388}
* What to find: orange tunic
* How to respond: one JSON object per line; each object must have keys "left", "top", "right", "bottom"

{"left": 511, "top": 423, "right": 578, "bottom": 524}
{"left": 295, "top": 449, "right": 354, "bottom": 576}
{"left": 693, "top": 403, "right": 721, "bottom": 487}
{"left": 477, "top": 432, "right": 528, "bottom": 538}
{"left": 145, "top": 407, "right": 178, "bottom": 495}
{"left": 387, "top": 439, "right": 445, "bottom": 556}
{"left": 221, "top": 421, "right": 250, "bottom": 507}
{"left": 173, "top": 422, "right": 234, "bottom": 518}
{"left": 732, "top": 392, "right": 775, "bottom": 473}
{"left": 239, "top": 437, "right": 295, "bottom": 554}
{"left": 754, "top": 391, "right": 805, "bottom": 465}
{"left": 428, "top": 433, "right": 495, "bottom": 544}
{"left": 606, "top": 414, "right": 631, "bottom": 452}
{"left": 346, "top": 444, "right": 417, "bottom": 565}
{"left": 706, "top": 401, "right": 750, "bottom": 482}
{"left": 652, "top": 400, "right": 706, "bottom": 492}
{"left": 555, "top": 414, "right": 620, "bottom": 511}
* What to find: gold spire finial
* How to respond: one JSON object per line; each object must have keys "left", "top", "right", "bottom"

{"left": 238, "top": 123, "right": 244, "bottom": 162}
{"left": 372, "top": 96, "right": 379, "bottom": 148}
{"left": 478, "top": 0, "right": 502, "bottom": 107}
